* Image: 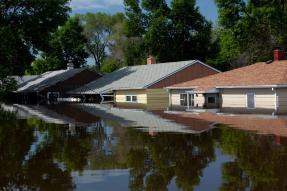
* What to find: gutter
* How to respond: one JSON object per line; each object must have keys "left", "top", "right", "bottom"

{"left": 216, "top": 85, "right": 287, "bottom": 89}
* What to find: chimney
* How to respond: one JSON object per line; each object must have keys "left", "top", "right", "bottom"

{"left": 147, "top": 55, "right": 156, "bottom": 65}
{"left": 274, "top": 48, "right": 285, "bottom": 61}
{"left": 67, "top": 60, "right": 74, "bottom": 70}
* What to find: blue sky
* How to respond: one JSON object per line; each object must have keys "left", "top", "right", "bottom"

{"left": 70, "top": 0, "right": 218, "bottom": 24}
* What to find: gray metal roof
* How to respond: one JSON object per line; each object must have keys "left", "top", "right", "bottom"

{"left": 16, "top": 68, "right": 86, "bottom": 93}
{"left": 70, "top": 60, "right": 215, "bottom": 94}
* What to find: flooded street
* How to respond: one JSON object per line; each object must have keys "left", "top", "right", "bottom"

{"left": 1, "top": 104, "right": 287, "bottom": 190}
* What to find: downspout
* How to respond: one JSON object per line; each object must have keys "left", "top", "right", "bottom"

{"left": 167, "top": 89, "right": 171, "bottom": 111}
{"left": 275, "top": 88, "right": 278, "bottom": 114}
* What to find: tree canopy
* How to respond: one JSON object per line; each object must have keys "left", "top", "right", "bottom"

{"left": 28, "top": 17, "right": 89, "bottom": 74}
{"left": 0, "top": 0, "right": 71, "bottom": 96}
{"left": 2, "top": 0, "right": 287, "bottom": 95}
{"left": 124, "top": 0, "right": 214, "bottom": 63}
{"left": 0, "top": 0, "right": 71, "bottom": 75}
{"left": 214, "top": 0, "right": 287, "bottom": 70}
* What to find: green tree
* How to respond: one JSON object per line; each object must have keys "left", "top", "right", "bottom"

{"left": 48, "top": 17, "right": 89, "bottom": 69}
{"left": 124, "top": 0, "right": 213, "bottom": 64}
{"left": 215, "top": 0, "right": 287, "bottom": 70}
{"left": 27, "top": 56, "right": 62, "bottom": 75}
{"left": 0, "top": 0, "right": 70, "bottom": 76}
{"left": 82, "top": 13, "right": 126, "bottom": 70}
{"left": 29, "top": 17, "right": 89, "bottom": 74}
{"left": 101, "top": 58, "right": 124, "bottom": 73}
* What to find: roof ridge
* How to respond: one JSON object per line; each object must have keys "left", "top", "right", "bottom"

{"left": 123, "top": 60, "right": 195, "bottom": 68}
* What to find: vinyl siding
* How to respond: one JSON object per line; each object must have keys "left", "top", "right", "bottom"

{"left": 146, "top": 89, "right": 169, "bottom": 110}
{"left": 115, "top": 90, "right": 147, "bottom": 104}
{"left": 115, "top": 89, "right": 169, "bottom": 110}
{"left": 276, "top": 89, "right": 287, "bottom": 113}
{"left": 221, "top": 89, "right": 276, "bottom": 109}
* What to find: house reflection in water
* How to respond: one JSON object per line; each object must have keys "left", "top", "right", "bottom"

{"left": 4, "top": 103, "right": 287, "bottom": 139}
{"left": 3, "top": 103, "right": 287, "bottom": 190}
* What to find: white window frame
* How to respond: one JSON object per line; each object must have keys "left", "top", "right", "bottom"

{"left": 126, "top": 95, "right": 138, "bottom": 103}
{"left": 180, "top": 93, "right": 188, "bottom": 106}
{"left": 246, "top": 92, "right": 256, "bottom": 109}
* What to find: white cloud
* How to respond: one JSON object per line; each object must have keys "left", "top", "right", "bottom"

{"left": 70, "top": 0, "right": 123, "bottom": 10}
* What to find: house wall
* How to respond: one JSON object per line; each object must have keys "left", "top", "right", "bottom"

{"left": 45, "top": 70, "right": 102, "bottom": 94}
{"left": 276, "top": 89, "right": 287, "bottom": 114}
{"left": 115, "top": 89, "right": 147, "bottom": 109}
{"left": 150, "top": 63, "right": 219, "bottom": 88}
{"left": 169, "top": 90, "right": 218, "bottom": 110}
{"left": 115, "top": 89, "right": 147, "bottom": 104}
{"left": 146, "top": 89, "right": 169, "bottom": 110}
{"left": 220, "top": 88, "right": 276, "bottom": 114}
{"left": 115, "top": 89, "right": 169, "bottom": 110}
{"left": 169, "top": 88, "right": 277, "bottom": 114}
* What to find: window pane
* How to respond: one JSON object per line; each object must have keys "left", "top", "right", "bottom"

{"left": 207, "top": 97, "right": 215, "bottom": 104}
{"left": 247, "top": 93, "right": 255, "bottom": 108}
{"left": 180, "top": 94, "right": 187, "bottom": 106}
{"left": 132, "top": 96, "right": 137, "bottom": 102}
{"left": 126, "top": 96, "right": 131, "bottom": 102}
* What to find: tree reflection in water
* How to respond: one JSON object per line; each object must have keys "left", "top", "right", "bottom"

{"left": 125, "top": 129, "right": 218, "bottom": 191}
{"left": 1, "top": 109, "right": 287, "bottom": 190}
{"left": 218, "top": 125, "right": 287, "bottom": 191}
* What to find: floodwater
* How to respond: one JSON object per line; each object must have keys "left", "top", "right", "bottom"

{"left": 1, "top": 103, "right": 287, "bottom": 191}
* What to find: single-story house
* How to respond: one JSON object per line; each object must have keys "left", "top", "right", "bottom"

{"left": 167, "top": 49, "right": 287, "bottom": 115}
{"left": 69, "top": 57, "right": 220, "bottom": 110}
{"left": 15, "top": 66, "right": 102, "bottom": 104}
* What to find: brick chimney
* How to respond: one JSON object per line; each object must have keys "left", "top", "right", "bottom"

{"left": 274, "top": 48, "right": 285, "bottom": 61}
{"left": 147, "top": 55, "right": 156, "bottom": 65}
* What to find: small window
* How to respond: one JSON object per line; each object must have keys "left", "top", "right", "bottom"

{"left": 126, "top": 95, "right": 137, "bottom": 103}
{"left": 180, "top": 94, "right": 188, "bottom": 106}
{"left": 247, "top": 93, "right": 255, "bottom": 109}
{"left": 132, "top": 96, "right": 137, "bottom": 102}
{"left": 207, "top": 96, "right": 216, "bottom": 104}
{"left": 126, "top": 96, "right": 131, "bottom": 102}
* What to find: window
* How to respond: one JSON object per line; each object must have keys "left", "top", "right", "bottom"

{"left": 126, "top": 96, "right": 131, "bottom": 102}
{"left": 126, "top": 95, "right": 137, "bottom": 103}
{"left": 247, "top": 93, "right": 255, "bottom": 109}
{"left": 207, "top": 96, "right": 216, "bottom": 104}
{"left": 180, "top": 94, "right": 188, "bottom": 106}
{"left": 132, "top": 96, "right": 137, "bottom": 102}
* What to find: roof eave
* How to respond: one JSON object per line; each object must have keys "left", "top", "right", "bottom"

{"left": 165, "top": 86, "right": 197, "bottom": 89}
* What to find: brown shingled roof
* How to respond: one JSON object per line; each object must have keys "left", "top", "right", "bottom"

{"left": 168, "top": 61, "right": 287, "bottom": 91}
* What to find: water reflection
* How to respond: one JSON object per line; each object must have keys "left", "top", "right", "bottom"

{"left": 0, "top": 104, "right": 287, "bottom": 190}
